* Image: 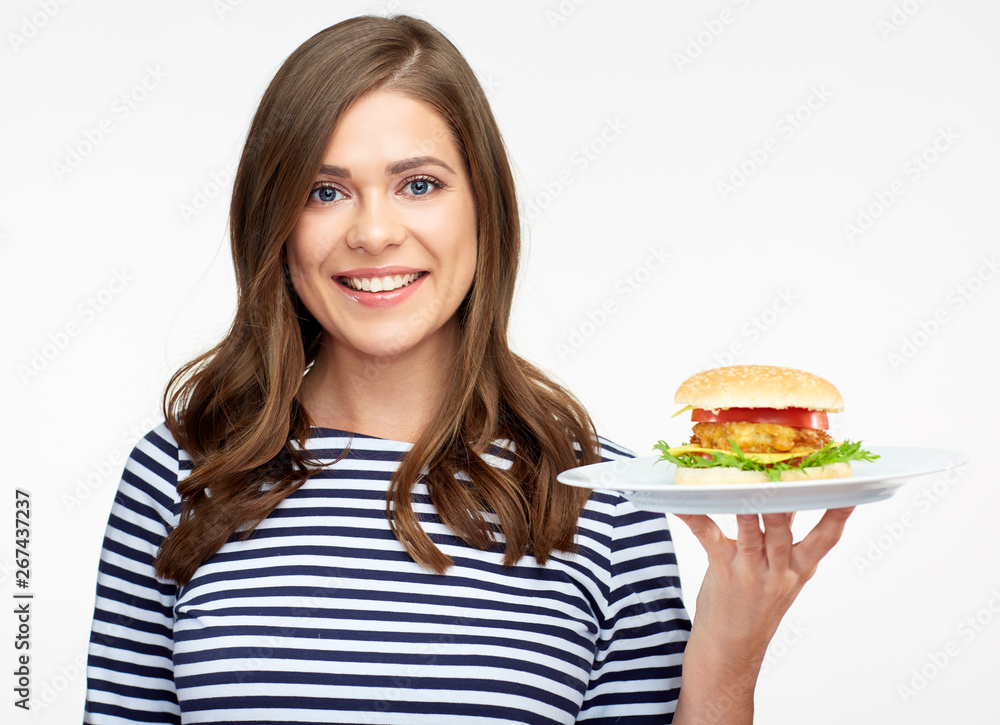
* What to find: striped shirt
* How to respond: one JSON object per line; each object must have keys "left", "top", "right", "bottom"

{"left": 85, "top": 423, "right": 690, "bottom": 724}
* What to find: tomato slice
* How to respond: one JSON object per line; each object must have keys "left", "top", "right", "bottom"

{"left": 691, "top": 407, "right": 829, "bottom": 430}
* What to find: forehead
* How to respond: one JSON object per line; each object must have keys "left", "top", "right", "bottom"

{"left": 322, "top": 90, "right": 460, "bottom": 168}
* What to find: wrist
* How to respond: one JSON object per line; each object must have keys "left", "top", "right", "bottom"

{"left": 686, "top": 613, "right": 771, "bottom": 671}
{"left": 674, "top": 627, "right": 762, "bottom": 725}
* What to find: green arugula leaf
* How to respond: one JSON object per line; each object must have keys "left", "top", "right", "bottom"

{"left": 653, "top": 439, "right": 879, "bottom": 482}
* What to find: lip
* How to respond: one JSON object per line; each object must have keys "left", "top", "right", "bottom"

{"left": 334, "top": 268, "right": 427, "bottom": 309}
{"left": 336, "top": 266, "right": 424, "bottom": 277}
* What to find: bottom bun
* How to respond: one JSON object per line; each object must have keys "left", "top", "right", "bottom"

{"left": 674, "top": 462, "right": 853, "bottom": 486}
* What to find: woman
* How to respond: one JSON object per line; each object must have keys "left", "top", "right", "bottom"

{"left": 84, "top": 14, "right": 852, "bottom": 724}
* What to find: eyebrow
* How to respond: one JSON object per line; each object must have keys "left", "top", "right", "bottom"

{"left": 318, "top": 156, "right": 456, "bottom": 179}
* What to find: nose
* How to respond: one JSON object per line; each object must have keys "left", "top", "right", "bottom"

{"left": 346, "top": 196, "right": 405, "bottom": 255}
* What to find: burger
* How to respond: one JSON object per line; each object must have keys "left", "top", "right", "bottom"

{"left": 654, "top": 364, "right": 878, "bottom": 485}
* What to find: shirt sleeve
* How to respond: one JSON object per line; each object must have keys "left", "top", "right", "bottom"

{"left": 577, "top": 447, "right": 691, "bottom": 723}
{"left": 84, "top": 424, "right": 183, "bottom": 724}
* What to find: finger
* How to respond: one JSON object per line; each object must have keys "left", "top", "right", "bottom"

{"left": 735, "top": 513, "right": 765, "bottom": 558}
{"left": 794, "top": 506, "right": 855, "bottom": 574}
{"left": 762, "top": 512, "right": 794, "bottom": 567}
{"left": 672, "top": 514, "right": 731, "bottom": 559}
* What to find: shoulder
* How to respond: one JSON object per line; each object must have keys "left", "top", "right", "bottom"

{"left": 131, "top": 421, "right": 186, "bottom": 469}
{"left": 115, "top": 421, "right": 187, "bottom": 522}
{"left": 596, "top": 435, "right": 635, "bottom": 462}
{"left": 577, "top": 436, "right": 675, "bottom": 557}
{"left": 581, "top": 435, "right": 646, "bottom": 515}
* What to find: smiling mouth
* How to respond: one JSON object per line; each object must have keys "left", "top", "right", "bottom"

{"left": 339, "top": 272, "right": 425, "bottom": 293}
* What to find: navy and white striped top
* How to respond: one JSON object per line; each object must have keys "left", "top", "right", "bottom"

{"left": 85, "top": 423, "right": 690, "bottom": 724}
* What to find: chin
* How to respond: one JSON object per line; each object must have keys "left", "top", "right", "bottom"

{"left": 332, "top": 319, "right": 459, "bottom": 367}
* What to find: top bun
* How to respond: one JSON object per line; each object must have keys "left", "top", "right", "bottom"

{"left": 674, "top": 365, "right": 845, "bottom": 412}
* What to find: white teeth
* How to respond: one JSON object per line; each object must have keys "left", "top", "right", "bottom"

{"left": 343, "top": 272, "right": 421, "bottom": 292}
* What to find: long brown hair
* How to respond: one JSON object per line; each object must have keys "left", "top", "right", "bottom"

{"left": 154, "top": 15, "right": 599, "bottom": 586}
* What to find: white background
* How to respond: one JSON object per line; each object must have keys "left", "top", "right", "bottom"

{"left": 3, "top": 0, "right": 998, "bottom": 722}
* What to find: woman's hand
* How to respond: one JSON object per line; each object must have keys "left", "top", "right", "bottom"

{"left": 672, "top": 507, "right": 854, "bottom": 725}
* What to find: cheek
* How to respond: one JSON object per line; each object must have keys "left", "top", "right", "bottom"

{"left": 465, "top": 239, "right": 479, "bottom": 285}
{"left": 286, "top": 222, "right": 327, "bottom": 281}
{"left": 434, "top": 214, "right": 477, "bottom": 283}
{"left": 453, "top": 234, "right": 478, "bottom": 305}
{"left": 447, "top": 193, "right": 478, "bottom": 261}
{"left": 463, "top": 204, "right": 479, "bottom": 283}
{"left": 285, "top": 237, "right": 307, "bottom": 288}
{"left": 285, "top": 246, "right": 321, "bottom": 304}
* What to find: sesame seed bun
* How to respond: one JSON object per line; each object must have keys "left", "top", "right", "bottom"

{"left": 674, "top": 461, "right": 853, "bottom": 485}
{"left": 674, "top": 365, "right": 845, "bottom": 412}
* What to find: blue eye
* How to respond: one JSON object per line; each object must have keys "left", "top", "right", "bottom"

{"left": 310, "top": 185, "right": 343, "bottom": 203}
{"left": 405, "top": 176, "right": 444, "bottom": 196}
{"left": 409, "top": 179, "right": 431, "bottom": 195}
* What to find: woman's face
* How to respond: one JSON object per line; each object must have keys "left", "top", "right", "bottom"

{"left": 286, "top": 90, "right": 478, "bottom": 364}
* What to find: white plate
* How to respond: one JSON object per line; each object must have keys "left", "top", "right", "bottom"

{"left": 557, "top": 446, "right": 969, "bottom": 514}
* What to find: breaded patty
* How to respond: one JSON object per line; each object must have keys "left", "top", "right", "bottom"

{"left": 691, "top": 421, "right": 832, "bottom": 454}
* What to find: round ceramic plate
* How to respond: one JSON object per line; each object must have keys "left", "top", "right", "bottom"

{"left": 556, "top": 446, "right": 969, "bottom": 514}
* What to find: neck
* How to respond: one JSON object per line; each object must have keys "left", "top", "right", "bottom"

{"left": 299, "top": 319, "right": 461, "bottom": 443}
